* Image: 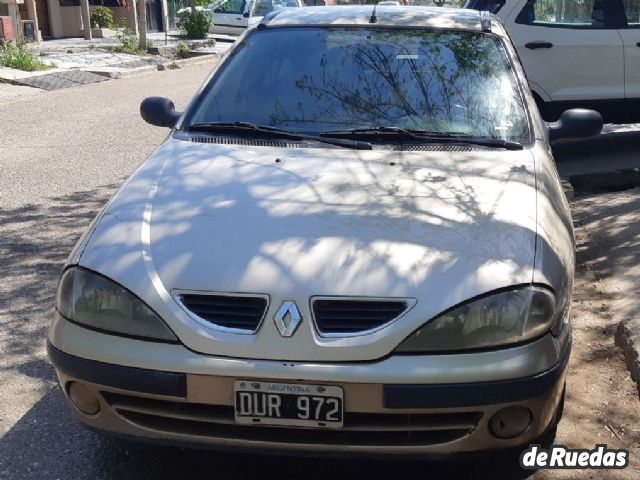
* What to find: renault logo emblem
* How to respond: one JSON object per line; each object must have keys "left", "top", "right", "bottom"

{"left": 273, "top": 301, "right": 302, "bottom": 337}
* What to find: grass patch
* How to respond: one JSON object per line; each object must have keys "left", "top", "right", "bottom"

{"left": 0, "top": 43, "right": 55, "bottom": 72}
{"left": 110, "top": 45, "right": 147, "bottom": 55}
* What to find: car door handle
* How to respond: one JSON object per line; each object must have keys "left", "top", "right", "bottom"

{"left": 525, "top": 42, "right": 553, "bottom": 49}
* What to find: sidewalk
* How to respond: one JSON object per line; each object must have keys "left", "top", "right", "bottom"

{"left": 0, "top": 33, "right": 232, "bottom": 90}
{"left": 572, "top": 187, "right": 640, "bottom": 394}
{"left": 27, "top": 31, "right": 236, "bottom": 53}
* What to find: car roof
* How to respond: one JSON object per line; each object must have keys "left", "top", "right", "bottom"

{"left": 264, "top": 6, "right": 498, "bottom": 33}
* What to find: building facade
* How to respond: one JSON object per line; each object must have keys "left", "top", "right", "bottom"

{"left": 0, "top": 0, "right": 168, "bottom": 41}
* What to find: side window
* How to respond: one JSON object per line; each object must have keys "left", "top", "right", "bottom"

{"left": 464, "top": 0, "right": 506, "bottom": 13}
{"left": 623, "top": 0, "right": 640, "bottom": 26}
{"left": 516, "top": 0, "right": 606, "bottom": 28}
{"left": 253, "top": 0, "right": 274, "bottom": 16}
{"left": 217, "top": 0, "right": 246, "bottom": 14}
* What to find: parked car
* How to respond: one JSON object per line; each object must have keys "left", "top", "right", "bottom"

{"left": 48, "top": 6, "right": 601, "bottom": 456}
{"left": 209, "top": 0, "right": 304, "bottom": 35}
{"left": 248, "top": 0, "right": 306, "bottom": 29}
{"left": 466, "top": 0, "right": 640, "bottom": 122}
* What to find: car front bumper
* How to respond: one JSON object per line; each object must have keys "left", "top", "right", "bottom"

{"left": 48, "top": 316, "right": 570, "bottom": 456}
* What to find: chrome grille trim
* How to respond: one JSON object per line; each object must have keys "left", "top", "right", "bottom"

{"left": 172, "top": 290, "right": 269, "bottom": 334}
{"left": 103, "top": 392, "right": 480, "bottom": 447}
{"left": 311, "top": 297, "right": 416, "bottom": 338}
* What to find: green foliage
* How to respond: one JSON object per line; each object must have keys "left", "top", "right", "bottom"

{"left": 91, "top": 6, "right": 113, "bottom": 28}
{"left": 113, "top": 20, "right": 146, "bottom": 55}
{"left": 177, "top": 41, "right": 190, "bottom": 59}
{"left": 0, "top": 43, "right": 54, "bottom": 72}
{"left": 177, "top": 10, "right": 211, "bottom": 39}
{"left": 188, "top": 0, "right": 212, "bottom": 7}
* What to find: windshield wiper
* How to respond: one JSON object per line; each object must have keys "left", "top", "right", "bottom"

{"left": 321, "top": 127, "right": 524, "bottom": 151}
{"left": 186, "top": 122, "right": 372, "bottom": 150}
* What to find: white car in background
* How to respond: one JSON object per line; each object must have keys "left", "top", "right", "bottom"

{"left": 466, "top": 0, "right": 640, "bottom": 122}
{"left": 209, "top": 0, "right": 305, "bottom": 35}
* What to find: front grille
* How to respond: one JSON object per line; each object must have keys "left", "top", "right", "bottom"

{"left": 178, "top": 293, "right": 267, "bottom": 332}
{"left": 103, "top": 392, "right": 480, "bottom": 448}
{"left": 312, "top": 299, "right": 409, "bottom": 335}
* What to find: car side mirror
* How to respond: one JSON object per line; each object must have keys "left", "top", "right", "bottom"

{"left": 214, "top": 7, "right": 222, "bottom": 12}
{"left": 243, "top": 11, "right": 250, "bottom": 17}
{"left": 548, "top": 108, "right": 602, "bottom": 142}
{"left": 140, "top": 97, "right": 181, "bottom": 128}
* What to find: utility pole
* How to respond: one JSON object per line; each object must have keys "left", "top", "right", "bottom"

{"left": 138, "top": 0, "right": 148, "bottom": 50}
{"left": 80, "top": 0, "right": 93, "bottom": 40}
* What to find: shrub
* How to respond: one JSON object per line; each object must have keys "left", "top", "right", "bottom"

{"left": 91, "top": 6, "right": 113, "bottom": 28}
{"left": 177, "top": 10, "right": 211, "bottom": 39}
{"left": 114, "top": 20, "right": 145, "bottom": 55}
{"left": 0, "top": 43, "right": 54, "bottom": 71}
{"left": 177, "top": 41, "right": 190, "bottom": 59}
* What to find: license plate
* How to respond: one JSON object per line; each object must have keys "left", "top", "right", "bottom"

{"left": 234, "top": 380, "right": 344, "bottom": 428}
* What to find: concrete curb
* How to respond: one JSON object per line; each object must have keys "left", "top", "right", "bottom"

{"left": 560, "top": 177, "right": 575, "bottom": 202}
{"left": 0, "top": 53, "right": 219, "bottom": 89}
{"left": 615, "top": 319, "right": 640, "bottom": 397}
{"left": 28, "top": 35, "right": 234, "bottom": 54}
{"left": 88, "top": 53, "right": 219, "bottom": 79}
{"left": 567, "top": 169, "right": 640, "bottom": 197}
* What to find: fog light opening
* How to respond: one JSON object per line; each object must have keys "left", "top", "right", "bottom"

{"left": 68, "top": 382, "right": 101, "bottom": 416}
{"left": 489, "top": 406, "right": 532, "bottom": 439}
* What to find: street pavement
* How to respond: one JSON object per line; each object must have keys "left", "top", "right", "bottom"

{"left": 1, "top": 64, "right": 639, "bottom": 479}
{"left": 0, "top": 64, "right": 212, "bottom": 480}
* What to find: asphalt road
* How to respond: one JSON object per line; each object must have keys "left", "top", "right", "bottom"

{"left": 0, "top": 64, "right": 638, "bottom": 480}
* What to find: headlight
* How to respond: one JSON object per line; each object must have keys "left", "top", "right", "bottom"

{"left": 395, "top": 286, "right": 556, "bottom": 353}
{"left": 56, "top": 267, "right": 177, "bottom": 342}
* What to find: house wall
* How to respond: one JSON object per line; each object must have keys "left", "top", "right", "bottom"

{"left": 47, "top": 4, "right": 83, "bottom": 37}
{"left": 0, "top": 1, "right": 19, "bottom": 33}
{"left": 60, "top": 5, "right": 82, "bottom": 35}
{"left": 1, "top": 0, "right": 164, "bottom": 40}
{"left": 47, "top": 3, "right": 136, "bottom": 38}
{"left": 108, "top": 5, "right": 136, "bottom": 30}
{"left": 35, "top": 0, "right": 50, "bottom": 36}
{"left": 0, "top": 2, "right": 19, "bottom": 41}
{"left": 23, "top": 0, "right": 168, "bottom": 39}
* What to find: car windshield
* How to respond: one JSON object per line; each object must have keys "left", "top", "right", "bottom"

{"left": 185, "top": 27, "right": 530, "bottom": 142}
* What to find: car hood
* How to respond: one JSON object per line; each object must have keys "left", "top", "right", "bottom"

{"left": 78, "top": 137, "right": 538, "bottom": 361}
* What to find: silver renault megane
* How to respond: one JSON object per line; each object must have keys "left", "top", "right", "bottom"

{"left": 48, "top": 6, "right": 602, "bottom": 455}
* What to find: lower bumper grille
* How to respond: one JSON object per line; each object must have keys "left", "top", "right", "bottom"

{"left": 103, "top": 392, "right": 480, "bottom": 447}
